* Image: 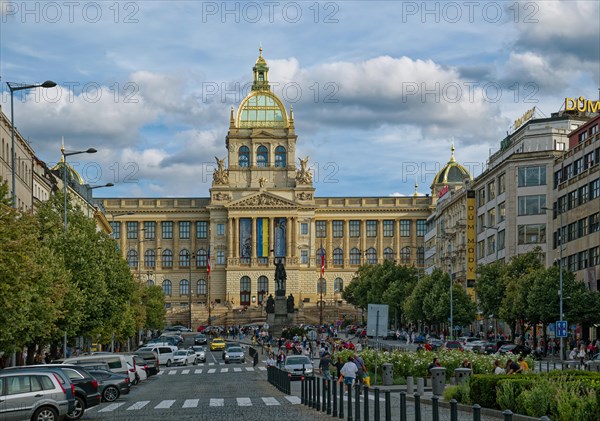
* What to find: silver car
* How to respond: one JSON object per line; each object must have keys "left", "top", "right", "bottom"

{"left": 0, "top": 371, "right": 71, "bottom": 421}
{"left": 223, "top": 346, "right": 245, "bottom": 364}
{"left": 190, "top": 346, "right": 206, "bottom": 363}
{"left": 282, "top": 355, "right": 314, "bottom": 379}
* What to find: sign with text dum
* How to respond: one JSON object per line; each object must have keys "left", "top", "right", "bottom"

{"left": 367, "top": 304, "right": 389, "bottom": 338}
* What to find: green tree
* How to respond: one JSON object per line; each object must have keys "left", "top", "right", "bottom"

{"left": 0, "top": 177, "right": 12, "bottom": 206}
{"left": 475, "top": 261, "right": 505, "bottom": 322}
{"left": 142, "top": 285, "right": 166, "bottom": 330}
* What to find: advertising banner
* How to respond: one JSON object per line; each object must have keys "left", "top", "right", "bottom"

{"left": 274, "top": 217, "right": 286, "bottom": 257}
{"left": 239, "top": 218, "right": 252, "bottom": 258}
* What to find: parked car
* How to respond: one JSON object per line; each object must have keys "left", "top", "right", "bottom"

{"left": 194, "top": 334, "right": 208, "bottom": 345}
{"left": 190, "top": 346, "right": 206, "bottom": 363}
{"left": 6, "top": 364, "right": 101, "bottom": 421}
{"left": 62, "top": 354, "right": 134, "bottom": 383}
{"left": 0, "top": 370, "right": 74, "bottom": 421}
{"left": 210, "top": 337, "right": 226, "bottom": 351}
{"left": 165, "top": 325, "right": 191, "bottom": 332}
{"left": 136, "top": 346, "right": 176, "bottom": 367}
{"left": 147, "top": 335, "right": 181, "bottom": 347}
{"left": 172, "top": 349, "right": 197, "bottom": 366}
{"left": 282, "top": 355, "right": 314, "bottom": 380}
{"left": 428, "top": 339, "right": 444, "bottom": 350}
{"left": 465, "top": 340, "right": 487, "bottom": 353}
{"left": 87, "top": 369, "right": 130, "bottom": 402}
{"left": 223, "top": 346, "right": 245, "bottom": 364}
{"left": 443, "top": 341, "right": 464, "bottom": 351}
{"left": 129, "top": 350, "right": 160, "bottom": 376}
{"left": 483, "top": 340, "right": 513, "bottom": 354}
{"left": 498, "top": 344, "right": 532, "bottom": 357}
{"left": 122, "top": 354, "right": 148, "bottom": 384}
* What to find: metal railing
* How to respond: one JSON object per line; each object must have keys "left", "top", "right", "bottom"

{"left": 266, "top": 365, "right": 291, "bottom": 395}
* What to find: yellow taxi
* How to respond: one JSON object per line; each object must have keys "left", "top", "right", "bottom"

{"left": 210, "top": 337, "right": 226, "bottom": 351}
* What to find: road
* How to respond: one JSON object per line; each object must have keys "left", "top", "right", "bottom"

{"left": 80, "top": 341, "right": 332, "bottom": 421}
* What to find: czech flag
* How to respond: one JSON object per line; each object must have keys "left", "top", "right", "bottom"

{"left": 320, "top": 245, "right": 325, "bottom": 277}
{"left": 207, "top": 246, "right": 211, "bottom": 276}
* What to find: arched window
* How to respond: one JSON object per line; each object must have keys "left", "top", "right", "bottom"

{"left": 366, "top": 247, "right": 377, "bottom": 264}
{"left": 179, "top": 249, "right": 190, "bottom": 268}
{"left": 127, "top": 250, "right": 138, "bottom": 268}
{"left": 333, "top": 248, "right": 343, "bottom": 265}
{"left": 334, "top": 278, "right": 344, "bottom": 292}
{"left": 238, "top": 146, "right": 249, "bottom": 167}
{"left": 257, "top": 145, "right": 268, "bottom": 167}
{"left": 275, "top": 146, "right": 286, "bottom": 167}
{"left": 162, "top": 279, "right": 172, "bottom": 295}
{"left": 145, "top": 249, "right": 156, "bottom": 268}
{"left": 180, "top": 279, "right": 189, "bottom": 295}
{"left": 240, "top": 276, "right": 251, "bottom": 306}
{"left": 350, "top": 248, "right": 361, "bottom": 265}
{"left": 197, "top": 279, "right": 207, "bottom": 295}
{"left": 400, "top": 247, "right": 410, "bottom": 264}
{"left": 257, "top": 275, "right": 268, "bottom": 304}
{"left": 317, "top": 278, "right": 327, "bottom": 294}
{"left": 147, "top": 279, "right": 154, "bottom": 287}
{"left": 197, "top": 249, "right": 207, "bottom": 267}
{"left": 162, "top": 249, "right": 173, "bottom": 268}
{"left": 384, "top": 247, "right": 394, "bottom": 261}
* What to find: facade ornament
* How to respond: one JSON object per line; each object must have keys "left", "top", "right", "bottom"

{"left": 296, "top": 156, "right": 313, "bottom": 184}
{"left": 213, "top": 156, "right": 229, "bottom": 185}
{"left": 258, "top": 177, "right": 267, "bottom": 188}
{"left": 235, "top": 194, "right": 294, "bottom": 208}
{"left": 296, "top": 192, "right": 313, "bottom": 200}
{"left": 213, "top": 192, "right": 231, "bottom": 201}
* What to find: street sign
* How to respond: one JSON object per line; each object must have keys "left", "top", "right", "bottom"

{"left": 367, "top": 304, "right": 389, "bottom": 338}
{"left": 556, "top": 321, "right": 568, "bottom": 338}
{"left": 307, "top": 330, "right": 317, "bottom": 340}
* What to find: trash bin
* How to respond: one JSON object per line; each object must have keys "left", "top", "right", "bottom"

{"left": 454, "top": 368, "right": 472, "bottom": 386}
{"left": 382, "top": 363, "right": 393, "bottom": 386}
{"left": 430, "top": 367, "right": 446, "bottom": 396}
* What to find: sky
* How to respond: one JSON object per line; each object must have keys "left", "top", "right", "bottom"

{"left": 1, "top": 0, "right": 599, "bottom": 198}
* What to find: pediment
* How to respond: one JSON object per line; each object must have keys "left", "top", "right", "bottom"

{"left": 227, "top": 192, "right": 297, "bottom": 209}
{"left": 251, "top": 129, "right": 279, "bottom": 138}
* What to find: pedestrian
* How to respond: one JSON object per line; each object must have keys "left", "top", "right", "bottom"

{"left": 578, "top": 344, "right": 587, "bottom": 365}
{"left": 266, "top": 352, "right": 275, "bottom": 368}
{"left": 334, "top": 356, "right": 344, "bottom": 379}
{"left": 461, "top": 358, "right": 472, "bottom": 369}
{"left": 427, "top": 357, "right": 440, "bottom": 374}
{"left": 506, "top": 359, "right": 521, "bottom": 374}
{"left": 277, "top": 350, "right": 286, "bottom": 369}
{"left": 518, "top": 356, "right": 529, "bottom": 373}
{"left": 493, "top": 360, "right": 505, "bottom": 375}
{"left": 340, "top": 356, "right": 358, "bottom": 393}
{"left": 319, "top": 352, "right": 332, "bottom": 379}
{"left": 353, "top": 353, "right": 365, "bottom": 387}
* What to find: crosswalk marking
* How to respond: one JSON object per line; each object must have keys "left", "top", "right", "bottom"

{"left": 181, "top": 369, "right": 190, "bottom": 374}
{"left": 168, "top": 370, "right": 177, "bottom": 375}
{"left": 221, "top": 368, "right": 229, "bottom": 373}
{"left": 157, "top": 371, "right": 164, "bottom": 376}
{"left": 245, "top": 367, "right": 254, "bottom": 371}
{"left": 127, "top": 401, "right": 150, "bottom": 410}
{"left": 98, "top": 403, "right": 125, "bottom": 412}
{"left": 182, "top": 399, "right": 199, "bottom": 408}
{"left": 234, "top": 367, "right": 242, "bottom": 372}
{"left": 194, "top": 369, "right": 203, "bottom": 374}
{"left": 208, "top": 362, "right": 215, "bottom": 366}
{"left": 210, "top": 398, "right": 224, "bottom": 407}
{"left": 208, "top": 368, "right": 216, "bottom": 374}
{"left": 262, "top": 397, "right": 280, "bottom": 406}
{"left": 258, "top": 367, "right": 267, "bottom": 371}
{"left": 237, "top": 397, "right": 252, "bottom": 406}
{"left": 155, "top": 400, "right": 176, "bottom": 409}
{"left": 285, "top": 396, "right": 301, "bottom": 404}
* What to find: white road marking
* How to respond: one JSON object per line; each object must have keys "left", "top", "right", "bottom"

{"left": 98, "top": 403, "right": 125, "bottom": 412}
{"left": 182, "top": 399, "right": 199, "bottom": 408}
{"left": 126, "top": 401, "right": 150, "bottom": 410}
{"left": 210, "top": 398, "right": 224, "bottom": 406}
{"left": 245, "top": 367, "right": 254, "bottom": 371}
{"left": 208, "top": 362, "right": 215, "bottom": 366}
{"left": 181, "top": 369, "right": 190, "bottom": 374}
{"left": 285, "top": 396, "right": 301, "bottom": 404}
{"left": 194, "top": 369, "right": 203, "bottom": 374}
{"left": 168, "top": 370, "right": 177, "bottom": 375}
{"left": 237, "top": 397, "right": 252, "bottom": 406}
{"left": 262, "top": 397, "right": 280, "bottom": 406}
{"left": 208, "top": 368, "right": 216, "bottom": 374}
{"left": 258, "top": 367, "right": 267, "bottom": 371}
{"left": 157, "top": 371, "right": 164, "bottom": 375}
{"left": 155, "top": 400, "right": 176, "bottom": 409}
{"left": 221, "top": 368, "right": 229, "bottom": 373}
{"left": 234, "top": 367, "right": 242, "bottom": 372}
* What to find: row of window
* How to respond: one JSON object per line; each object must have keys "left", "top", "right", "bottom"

{"left": 555, "top": 177, "right": 600, "bottom": 213}
{"left": 315, "top": 247, "right": 425, "bottom": 266}
{"left": 478, "top": 167, "right": 546, "bottom": 209}
{"left": 112, "top": 221, "right": 222, "bottom": 240}
{"left": 554, "top": 146, "right": 600, "bottom": 187}
{"left": 128, "top": 248, "right": 225, "bottom": 268}
{"left": 563, "top": 246, "right": 600, "bottom": 272}
{"left": 552, "top": 212, "right": 600, "bottom": 248}
{"left": 478, "top": 173, "right": 507, "bottom": 206}
{"left": 238, "top": 145, "right": 287, "bottom": 168}
{"left": 477, "top": 230, "right": 506, "bottom": 259}
{"left": 158, "top": 278, "right": 207, "bottom": 296}
{"left": 476, "top": 203, "right": 506, "bottom": 232}
{"left": 315, "top": 220, "right": 427, "bottom": 238}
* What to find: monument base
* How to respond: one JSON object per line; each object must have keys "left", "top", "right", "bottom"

{"left": 266, "top": 296, "right": 295, "bottom": 338}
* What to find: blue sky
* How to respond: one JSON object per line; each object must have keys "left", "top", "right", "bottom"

{"left": 1, "top": 0, "right": 599, "bottom": 198}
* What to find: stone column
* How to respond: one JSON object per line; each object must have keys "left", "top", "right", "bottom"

{"left": 360, "top": 220, "right": 367, "bottom": 264}
{"left": 228, "top": 217, "right": 234, "bottom": 257}
{"left": 395, "top": 219, "right": 401, "bottom": 262}
{"left": 344, "top": 219, "right": 350, "bottom": 268}
{"left": 233, "top": 218, "right": 238, "bottom": 258}
{"left": 377, "top": 219, "right": 383, "bottom": 264}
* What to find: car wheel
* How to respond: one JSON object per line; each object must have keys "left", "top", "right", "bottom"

{"left": 166, "top": 359, "right": 172, "bottom": 367}
{"left": 32, "top": 406, "right": 59, "bottom": 421}
{"left": 65, "top": 396, "right": 85, "bottom": 420}
{"left": 102, "top": 385, "right": 120, "bottom": 402}
{"left": 184, "top": 360, "right": 188, "bottom": 366}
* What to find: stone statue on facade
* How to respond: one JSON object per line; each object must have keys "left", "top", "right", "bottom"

{"left": 287, "top": 294, "right": 295, "bottom": 313}
{"left": 213, "top": 156, "right": 229, "bottom": 185}
{"left": 274, "top": 259, "right": 287, "bottom": 297}
{"left": 265, "top": 294, "right": 275, "bottom": 314}
{"left": 295, "top": 156, "right": 313, "bottom": 184}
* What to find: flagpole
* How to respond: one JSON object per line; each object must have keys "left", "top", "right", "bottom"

{"left": 207, "top": 227, "right": 211, "bottom": 326}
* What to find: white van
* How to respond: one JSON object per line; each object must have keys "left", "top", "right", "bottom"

{"left": 136, "top": 346, "right": 175, "bottom": 367}
{"left": 62, "top": 354, "right": 136, "bottom": 383}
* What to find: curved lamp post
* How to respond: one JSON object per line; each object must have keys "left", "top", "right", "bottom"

{"left": 7, "top": 80, "right": 57, "bottom": 208}
{"left": 62, "top": 146, "right": 97, "bottom": 231}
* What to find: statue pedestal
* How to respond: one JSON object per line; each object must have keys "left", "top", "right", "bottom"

{"left": 266, "top": 296, "right": 295, "bottom": 338}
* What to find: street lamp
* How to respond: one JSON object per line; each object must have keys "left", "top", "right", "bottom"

{"left": 543, "top": 205, "right": 564, "bottom": 363}
{"left": 448, "top": 261, "right": 454, "bottom": 340}
{"left": 90, "top": 183, "right": 114, "bottom": 189}
{"left": 62, "top": 145, "right": 97, "bottom": 231}
{"left": 318, "top": 277, "right": 326, "bottom": 327}
{"left": 7, "top": 80, "right": 57, "bottom": 208}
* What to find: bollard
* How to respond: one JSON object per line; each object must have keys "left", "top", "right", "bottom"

{"left": 333, "top": 378, "right": 338, "bottom": 417}
{"left": 432, "top": 395, "right": 439, "bottom": 421}
{"left": 382, "top": 363, "right": 393, "bottom": 386}
{"left": 417, "top": 377, "right": 425, "bottom": 395}
{"left": 414, "top": 393, "right": 421, "bottom": 421}
{"left": 374, "top": 388, "right": 380, "bottom": 420}
{"left": 339, "top": 380, "right": 344, "bottom": 419}
{"left": 400, "top": 391, "right": 407, "bottom": 421}
{"left": 317, "top": 377, "right": 321, "bottom": 411}
{"left": 327, "top": 379, "right": 332, "bottom": 415}
{"left": 407, "top": 376, "right": 414, "bottom": 394}
{"left": 322, "top": 378, "right": 327, "bottom": 413}
{"left": 355, "top": 383, "right": 361, "bottom": 421}
{"left": 430, "top": 367, "right": 446, "bottom": 396}
{"left": 473, "top": 404, "right": 481, "bottom": 421}
{"left": 313, "top": 377, "right": 317, "bottom": 409}
{"left": 363, "top": 386, "right": 369, "bottom": 421}
{"left": 503, "top": 410, "right": 513, "bottom": 421}
{"left": 450, "top": 399, "right": 458, "bottom": 421}
{"left": 385, "top": 390, "right": 391, "bottom": 421}
{"left": 348, "top": 382, "right": 353, "bottom": 421}
{"left": 301, "top": 376, "right": 305, "bottom": 405}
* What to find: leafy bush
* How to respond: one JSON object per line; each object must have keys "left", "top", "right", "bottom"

{"left": 555, "top": 381, "right": 598, "bottom": 421}
{"left": 443, "top": 383, "right": 471, "bottom": 404}
{"left": 516, "top": 378, "right": 554, "bottom": 417}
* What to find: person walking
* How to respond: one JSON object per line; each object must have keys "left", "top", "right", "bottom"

{"left": 319, "top": 352, "right": 332, "bottom": 379}
{"left": 340, "top": 356, "right": 358, "bottom": 394}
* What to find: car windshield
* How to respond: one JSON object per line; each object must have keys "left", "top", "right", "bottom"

{"left": 174, "top": 351, "right": 187, "bottom": 356}
{"left": 228, "top": 347, "right": 242, "bottom": 353}
{"left": 286, "top": 357, "right": 311, "bottom": 365}
{"left": 192, "top": 347, "right": 205, "bottom": 352}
